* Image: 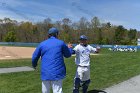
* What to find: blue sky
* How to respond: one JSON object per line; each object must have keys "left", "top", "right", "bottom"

{"left": 0, "top": 0, "right": 140, "bottom": 30}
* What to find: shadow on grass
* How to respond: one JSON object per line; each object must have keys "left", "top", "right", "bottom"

{"left": 87, "top": 89, "right": 107, "bottom": 93}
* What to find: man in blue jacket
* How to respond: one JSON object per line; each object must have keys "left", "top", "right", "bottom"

{"left": 32, "top": 27, "right": 72, "bottom": 93}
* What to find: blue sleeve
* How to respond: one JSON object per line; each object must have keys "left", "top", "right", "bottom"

{"left": 32, "top": 45, "right": 41, "bottom": 68}
{"left": 68, "top": 48, "right": 76, "bottom": 54}
{"left": 62, "top": 43, "right": 72, "bottom": 58}
{"left": 72, "top": 50, "right": 76, "bottom": 54}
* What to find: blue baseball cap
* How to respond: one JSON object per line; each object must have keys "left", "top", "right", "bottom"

{"left": 48, "top": 27, "right": 59, "bottom": 34}
{"left": 80, "top": 35, "right": 88, "bottom": 40}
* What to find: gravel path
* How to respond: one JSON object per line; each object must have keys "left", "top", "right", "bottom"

{"left": 0, "top": 66, "right": 34, "bottom": 74}
{"left": 104, "top": 75, "right": 140, "bottom": 93}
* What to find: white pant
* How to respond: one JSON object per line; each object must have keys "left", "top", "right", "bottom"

{"left": 75, "top": 66, "right": 90, "bottom": 81}
{"left": 42, "top": 80, "right": 63, "bottom": 93}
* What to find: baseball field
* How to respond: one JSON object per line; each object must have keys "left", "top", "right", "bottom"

{"left": 0, "top": 46, "right": 140, "bottom": 93}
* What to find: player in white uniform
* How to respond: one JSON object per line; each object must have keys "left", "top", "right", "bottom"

{"left": 71, "top": 35, "right": 100, "bottom": 93}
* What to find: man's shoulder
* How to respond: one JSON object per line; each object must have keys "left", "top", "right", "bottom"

{"left": 40, "top": 40, "right": 48, "bottom": 44}
{"left": 87, "top": 45, "right": 93, "bottom": 48}
{"left": 56, "top": 39, "right": 64, "bottom": 43}
{"left": 74, "top": 44, "right": 81, "bottom": 48}
{"left": 55, "top": 39, "right": 65, "bottom": 45}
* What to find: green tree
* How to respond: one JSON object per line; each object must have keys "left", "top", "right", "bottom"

{"left": 127, "top": 29, "right": 137, "bottom": 45}
{"left": 4, "top": 31, "right": 17, "bottom": 42}
{"left": 61, "top": 18, "right": 72, "bottom": 42}
{"left": 101, "top": 22, "right": 116, "bottom": 44}
{"left": 128, "top": 29, "right": 137, "bottom": 40}
{"left": 90, "top": 17, "right": 101, "bottom": 43}
{"left": 114, "top": 25, "right": 127, "bottom": 44}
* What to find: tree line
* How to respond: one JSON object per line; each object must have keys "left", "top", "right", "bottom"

{"left": 0, "top": 17, "right": 139, "bottom": 45}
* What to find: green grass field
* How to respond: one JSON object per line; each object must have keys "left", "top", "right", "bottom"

{"left": 1, "top": 48, "right": 140, "bottom": 93}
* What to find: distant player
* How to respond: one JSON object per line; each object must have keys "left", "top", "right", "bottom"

{"left": 69, "top": 35, "right": 100, "bottom": 93}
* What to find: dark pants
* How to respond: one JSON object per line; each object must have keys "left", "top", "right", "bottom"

{"left": 73, "top": 78, "right": 90, "bottom": 93}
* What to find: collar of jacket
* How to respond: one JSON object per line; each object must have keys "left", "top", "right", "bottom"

{"left": 50, "top": 36, "right": 56, "bottom": 39}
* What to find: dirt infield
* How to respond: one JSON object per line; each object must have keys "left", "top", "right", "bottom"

{"left": 0, "top": 46, "right": 35, "bottom": 60}
{"left": 0, "top": 46, "right": 100, "bottom": 60}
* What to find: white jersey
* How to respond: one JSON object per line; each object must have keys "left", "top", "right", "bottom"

{"left": 73, "top": 44, "right": 97, "bottom": 66}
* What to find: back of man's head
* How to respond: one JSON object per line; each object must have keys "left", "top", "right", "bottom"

{"left": 48, "top": 27, "right": 59, "bottom": 38}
